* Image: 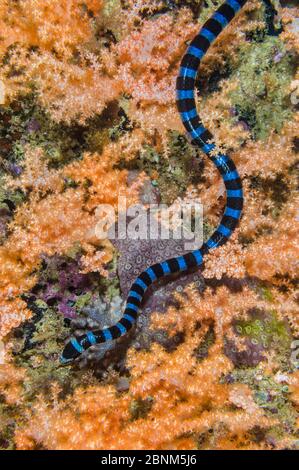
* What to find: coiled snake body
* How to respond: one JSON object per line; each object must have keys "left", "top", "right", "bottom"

{"left": 60, "top": 0, "right": 247, "bottom": 364}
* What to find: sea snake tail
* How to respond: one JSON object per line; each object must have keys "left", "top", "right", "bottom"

{"left": 60, "top": 0, "right": 246, "bottom": 364}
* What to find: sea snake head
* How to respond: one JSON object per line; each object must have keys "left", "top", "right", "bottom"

{"left": 60, "top": 338, "right": 83, "bottom": 365}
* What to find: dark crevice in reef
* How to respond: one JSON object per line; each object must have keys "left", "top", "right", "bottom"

{"left": 262, "top": 0, "right": 283, "bottom": 37}
{"left": 292, "top": 138, "right": 299, "bottom": 153}
{"left": 13, "top": 296, "right": 45, "bottom": 353}
{"left": 204, "top": 276, "right": 246, "bottom": 294}
{"left": 196, "top": 65, "right": 231, "bottom": 95}
{"left": 246, "top": 1, "right": 283, "bottom": 42}
{"left": 194, "top": 322, "right": 216, "bottom": 362}
{"left": 249, "top": 173, "right": 289, "bottom": 208}
{"left": 279, "top": 0, "right": 298, "bottom": 6}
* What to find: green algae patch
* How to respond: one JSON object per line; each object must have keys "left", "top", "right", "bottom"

{"left": 231, "top": 368, "right": 298, "bottom": 436}
{"left": 235, "top": 310, "right": 292, "bottom": 370}
{"left": 230, "top": 37, "right": 295, "bottom": 140}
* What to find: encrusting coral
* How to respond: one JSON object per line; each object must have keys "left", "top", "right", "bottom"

{"left": 0, "top": 0, "right": 298, "bottom": 451}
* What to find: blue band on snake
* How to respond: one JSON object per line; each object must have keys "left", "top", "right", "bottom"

{"left": 60, "top": 0, "right": 247, "bottom": 364}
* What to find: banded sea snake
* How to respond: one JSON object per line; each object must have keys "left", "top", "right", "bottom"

{"left": 60, "top": 0, "right": 251, "bottom": 364}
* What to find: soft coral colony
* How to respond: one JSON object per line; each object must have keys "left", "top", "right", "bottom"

{"left": 0, "top": 0, "right": 298, "bottom": 450}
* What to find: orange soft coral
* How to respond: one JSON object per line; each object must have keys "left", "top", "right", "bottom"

{"left": 0, "top": 0, "right": 102, "bottom": 56}
{"left": 0, "top": 0, "right": 121, "bottom": 122}
{"left": 13, "top": 283, "right": 279, "bottom": 450}
{"left": 0, "top": 363, "right": 25, "bottom": 406}
{"left": 0, "top": 142, "right": 140, "bottom": 337}
{"left": 244, "top": 198, "right": 299, "bottom": 281}
{"left": 13, "top": 342, "right": 276, "bottom": 450}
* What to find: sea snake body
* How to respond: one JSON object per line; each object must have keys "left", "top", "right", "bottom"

{"left": 60, "top": 0, "right": 248, "bottom": 364}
